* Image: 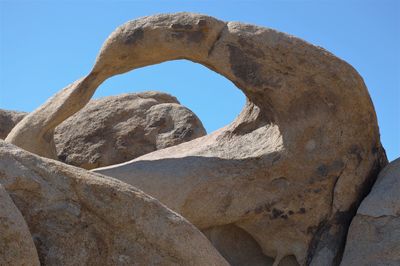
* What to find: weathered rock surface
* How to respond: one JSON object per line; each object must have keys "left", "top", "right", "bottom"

{"left": 203, "top": 224, "right": 275, "bottom": 266}
{"left": 54, "top": 91, "right": 206, "bottom": 169}
{"left": 203, "top": 224, "right": 301, "bottom": 266}
{"left": 0, "top": 109, "right": 26, "bottom": 139}
{"left": 5, "top": 13, "right": 387, "bottom": 265}
{"left": 0, "top": 184, "right": 40, "bottom": 266}
{"left": 0, "top": 94, "right": 205, "bottom": 169}
{"left": 341, "top": 158, "right": 400, "bottom": 266}
{"left": 0, "top": 140, "right": 228, "bottom": 265}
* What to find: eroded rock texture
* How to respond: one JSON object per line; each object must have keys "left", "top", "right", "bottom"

{"left": 0, "top": 109, "right": 26, "bottom": 139}
{"left": 0, "top": 94, "right": 205, "bottom": 169}
{"left": 0, "top": 141, "right": 228, "bottom": 265}
{"left": 203, "top": 224, "right": 275, "bottom": 265}
{"left": 54, "top": 91, "right": 206, "bottom": 169}
{"left": 0, "top": 184, "right": 40, "bottom": 266}
{"left": 341, "top": 158, "right": 400, "bottom": 266}
{"left": 5, "top": 13, "right": 387, "bottom": 265}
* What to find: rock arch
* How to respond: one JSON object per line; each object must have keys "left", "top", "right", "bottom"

{"left": 6, "top": 13, "right": 387, "bottom": 265}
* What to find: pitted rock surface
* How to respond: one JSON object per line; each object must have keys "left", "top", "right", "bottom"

{"left": 341, "top": 158, "right": 400, "bottom": 266}
{"left": 0, "top": 94, "right": 205, "bottom": 170}
{"left": 0, "top": 140, "right": 228, "bottom": 265}
{"left": 0, "top": 109, "right": 26, "bottom": 139}
{"left": 5, "top": 13, "right": 387, "bottom": 265}
{"left": 54, "top": 91, "right": 206, "bottom": 169}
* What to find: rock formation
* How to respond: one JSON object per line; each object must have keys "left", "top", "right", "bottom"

{"left": 4, "top": 13, "right": 387, "bottom": 265}
{"left": 0, "top": 109, "right": 26, "bottom": 139}
{"left": 0, "top": 140, "right": 228, "bottom": 265}
{"left": 341, "top": 158, "right": 400, "bottom": 266}
{"left": 0, "top": 184, "right": 40, "bottom": 266}
{"left": 54, "top": 92, "right": 206, "bottom": 169}
{"left": 0, "top": 93, "right": 205, "bottom": 170}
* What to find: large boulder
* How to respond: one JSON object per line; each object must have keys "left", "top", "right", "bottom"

{"left": 5, "top": 13, "right": 387, "bottom": 265}
{"left": 0, "top": 94, "right": 205, "bottom": 170}
{"left": 0, "top": 109, "right": 26, "bottom": 139}
{"left": 0, "top": 140, "right": 228, "bottom": 265}
{"left": 0, "top": 184, "right": 40, "bottom": 266}
{"left": 341, "top": 158, "right": 400, "bottom": 266}
{"left": 54, "top": 91, "right": 206, "bottom": 169}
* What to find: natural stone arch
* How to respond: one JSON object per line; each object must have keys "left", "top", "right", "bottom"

{"left": 6, "top": 13, "right": 387, "bottom": 265}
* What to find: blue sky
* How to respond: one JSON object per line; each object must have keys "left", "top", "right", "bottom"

{"left": 0, "top": 0, "right": 399, "bottom": 161}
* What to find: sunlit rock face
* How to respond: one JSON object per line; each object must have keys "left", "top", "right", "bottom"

{"left": 1, "top": 93, "right": 205, "bottom": 170}
{"left": 341, "top": 158, "right": 400, "bottom": 266}
{"left": 54, "top": 91, "right": 206, "bottom": 169}
{"left": 0, "top": 141, "right": 228, "bottom": 265}
{"left": 5, "top": 13, "right": 387, "bottom": 265}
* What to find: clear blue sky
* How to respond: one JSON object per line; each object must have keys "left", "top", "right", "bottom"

{"left": 0, "top": 0, "right": 399, "bottom": 161}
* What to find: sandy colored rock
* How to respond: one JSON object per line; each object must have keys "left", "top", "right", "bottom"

{"left": 0, "top": 109, "right": 27, "bottom": 139}
{"left": 203, "top": 224, "right": 275, "bottom": 265}
{"left": 54, "top": 91, "right": 206, "bottom": 169}
{"left": 0, "top": 184, "right": 40, "bottom": 266}
{"left": 341, "top": 158, "right": 400, "bottom": 266}
{"left": 0, "top": 93, "right": 205, "bottom": 169}
{"left": 203, "top": 224, "right": 301, "bottom": 266}
{"left": 0, "top": 140, "right": 228, "bottom": 265}
{"left": 6, "top": 13, "right": 387, "bottom": 265}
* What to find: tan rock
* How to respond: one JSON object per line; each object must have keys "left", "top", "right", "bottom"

{"left": 0, "top": 109, "right": 26, "bottom": 139}
{"left": 341, "top": 158, "right": 400, "bottom": 266}
{"left": 54, "top": 91, "right": 206, "bottom": 169}
{"left": 0, "top": 93, "right": 205, "bottom": 169}
{"left": 203, "top": 224, "right": 300, "bottom": 266}
{"left": 0, "top": 184, "right": 40, "bottom": 266}
{"left": 203, "top": 224, "right": 275, "bottom": 265}
{"left": 0, "top": 140, "right": 228, "bottom": 265}
{"left": 5, "top": 13, "right": 387, "bottom": 265}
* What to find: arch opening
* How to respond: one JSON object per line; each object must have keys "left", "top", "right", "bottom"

{"left": 92, "top": 59, "right": 246, "bottom": 134}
